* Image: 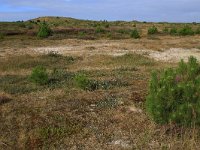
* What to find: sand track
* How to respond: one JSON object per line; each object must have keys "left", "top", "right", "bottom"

{"left": 1, "top": 40, "right": 200, "bottom": 62}
{"left": 30, "top": 45, "right": 200, "bottom": 63}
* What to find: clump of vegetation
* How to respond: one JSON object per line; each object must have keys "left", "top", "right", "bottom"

{"left": 130, "top": 29, "right": 140, "bottom": 39}
{"left": 47, "top": 51, "right": 62, "bottom": 58}
{"left": 195, "top": 27, "right": 200, "bottom": 34}
{"left": 78, "top": 31, "right": 86, "bottom": 38}
{"left": 178, "top": 26, "right": 194, "bottom": 36}
{"left": 0, "top": 94, "right": 12, "bottom": 105}
{"left": 0, "top": 33, "right": 4, "bottom": 39}
{"left": 170, "top": 27, "right": 178, "bottom": 35}
{"left": 162, "top": 27, "right": 169, "bottom": 34}
{"left": 17, "top": 22, "right": 26, "bottom": 28}
{"left": 37, "top": 22, "right": 52, "bottom": 38}
{"left": 95, "top": 26, "right": 105, "bottom": 33}
{"left": 146, "top": 57, "right": 200, "bottom": 126}
{"left": 117, "top": 29, "right": 129, "bottom": 34}
{"left": 74, "top": 74, "right": 92, "bottom": 90}
{"left": 29, "top": 66, "right": 49, "bottom": 85}
{"left": 148, "top": 26, "right": 158, "bottom": 35}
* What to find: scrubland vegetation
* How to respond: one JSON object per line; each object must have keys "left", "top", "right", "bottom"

{"left": 1, "top": 17, "right": 200, "bottom": 149}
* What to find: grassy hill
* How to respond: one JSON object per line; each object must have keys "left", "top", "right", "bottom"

{"left": 0, "top": 16, "right": 200, "bottom": 40}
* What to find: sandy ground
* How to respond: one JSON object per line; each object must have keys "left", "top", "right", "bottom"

{"left": 1, "top": 39, "right": 200, "bottom": 62}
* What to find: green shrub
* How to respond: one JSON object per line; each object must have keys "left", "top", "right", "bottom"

{"left": 170, "top": 27, "right": 178, "bottom": 35}
{"left": 117, "top": 29, "right": 129, "bottom": 34}
{"left": 37, "top": 22, "right": 52, "bottom": 38}
{"left": 178, "top": 26, "right": 194, "bottom": 36}
{"left": 146, "top": 57, "right": 200, "bottom": 126}
{"left": 78, "top": 31, "right": 86, "bottom": 38}
{"left": 74, "top": 74, "right": 98, "bottom": 91}
{"left": 130, "top": 29, "right": 140, "bottom": 39}
{"left": 163, "top": 27, "right": 169, "bottom": 34}
{"left": 29, "top": 66, "right": 49, "bottom": 85}
{"left": 95, "top": 26, "right": 105, "bottom": 33}
{"left": 148, "top": 26, "right": 158, "bottom": 35}
{"left": 74, "top": 74, "right": 91, "bottom": 90}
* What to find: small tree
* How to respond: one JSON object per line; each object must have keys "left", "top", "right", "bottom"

{"left": 178, "top": 26, "right": 194, "bottom": 36}
{"left": 146, "top": 57, "right": 200, "bottom": 126}
{"left": 37, "top": 22, "right": 52, "bottom": 38}
{"left": 74, "top": 74, "right": 90, "bottom": 90}
{"left": 29, "top": 66, "right": 49, "bottom": 85}
{"left": 170, "top": 27, "right": 178, "bottom": 35}
{"left": 148, "top": 26, "right": 158, "bottom": 35}
{"left": 130, "top": 29, "right": 140, "bottom": 39}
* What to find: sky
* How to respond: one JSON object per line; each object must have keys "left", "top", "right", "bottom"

{"left": 0, "top": 0, "right": 200, "bottom": 22}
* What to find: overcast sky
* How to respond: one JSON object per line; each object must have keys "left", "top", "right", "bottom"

{"left": 0, "top": 0, "right": 200, "bottom": 22}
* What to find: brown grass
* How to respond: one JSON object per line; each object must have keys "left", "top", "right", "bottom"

{"left": 1, "top": 17, "right": 200, "bottom": 149}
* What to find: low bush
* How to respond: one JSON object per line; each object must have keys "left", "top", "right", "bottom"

{"left": 130, "top": 29, "right": 140, "bottom": 39}
{"left": 0, "top": 33, "right": 4, "bottom": 39}
{"left": 146, "top": 57, "right": 200, "bottom": 126}
{"left": 163, "top": 27, "right": 169, "bottom": 34}
{"left": 148, "top": 26, "right": 158, "bottom": 35}
{"left": 74, "top": 74, "right": 97, "bottom": 91}
{"left": 170, "top": 27, "right": 177, "bottom": 35}
{"left": 29, "top": 66, "right": 49, "bottom": 85}
{"left": 95, "top": 26, "right": 105, "bottom": 33}
{"left": 0, "top": 94, "right": 12, "bottom": 105}
{"left": 37, "top": 22, "right": 52, "bottom": 38}
{"left": 195, "top": 27, "right": 200, "bottom": 34}
{"left": 178, "top": 26, "right": 194, "bottom": 36}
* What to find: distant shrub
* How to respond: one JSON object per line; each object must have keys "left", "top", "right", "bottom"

{"left": 0, "top": 33, "right": 4, "bottom": 39}
{"left": 47, "top": 51, "right": 62, "bottom": 58}
{"left": 132, "top": 24, "right": 136, "bottom": 27}
{"left": 170, "top": 27, "right": 178, "bottom": 35}
{"left": 148, "top": 26, "right": 158, "bottom": 35}
{"left": 104, "top": 23, "right": 110, "bottom": 28}
{"left": 95, "top": 26, "right": 105, "bottom": 33}
{"left": 178, "top": 26, "right": 194, "bottom": 36}
{"left": 74, "top": 74, "right": 91, "bottom": 90}
{"left": 78, "top": 31, "right": 86, "bottom": 38}
{"left": 29, "top": 66, "right": 49, "bottom": 85}
{"left": 18, "top": 22, "right": 26, "bottom": 28}
{"left": 37, "top": 22, "right": 52, "bottom": 38}
{"left": 163, "top": 27, "right": 169, "bottom": 34}
{"left": 26, "top": 24, "right": 34, "bottom": 30}
{"left": 130, "top": 29, "right": 140, "bottom": 39}
{"left": 146, "top": 57, "right": 200, "bottom": 126}
{"left": 195, "top": 27, "right": 200, "bottom": 34}
{"left": 0, "top": 95, "right": 12, "bottom": 105}
{"left": 117, "top": 29, "right": 129, "bottom": 34}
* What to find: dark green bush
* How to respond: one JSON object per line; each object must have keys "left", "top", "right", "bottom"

{"left": 130, "top": 29, "right": 140, "bottom": 39}
{"left": 146, "top": 57, "right": 200, "bottom": 126}
{"left": 29, "top": 66, "right": 49, "bottom": 85}
{"left": 37, "top": 22, "right": 52, "bottom": 38}
{"left": 148, "top": 26, "right": 158, "bottom": 35}
{"left": 178, "top": 26, "right": 194, "bottom": 36}
{"left": 170, "top": 28, "right": 177, "bottom": 35}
